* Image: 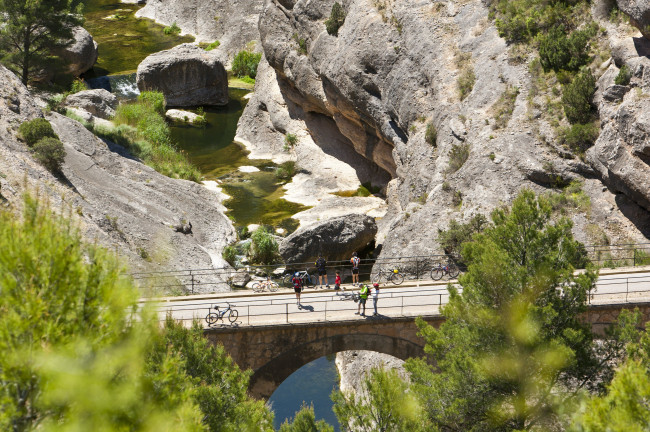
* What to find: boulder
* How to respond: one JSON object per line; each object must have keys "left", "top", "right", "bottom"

{"left": 230, "top": 269, "right": 251, "bottom": 287}
{"left": 279, "top": 214, "right": 377, "bottom": 265}
{"left": 136, "top": 44, "right": 228, "bottom": 107}
{"left": 616, "top": 0, "right": 650, "bottom": 39}
{"left": 64, "top": 89, "right": 117, "bottom": 119}
{"left": 165, "top": 109, "right": 204, "bottom": 124}
{"left": 59, "top": 27, "right": 99, "bottom": 76}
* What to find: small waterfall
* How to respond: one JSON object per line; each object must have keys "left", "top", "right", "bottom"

{"left": 86, "top": 73, "right": 140, "bottom": 99}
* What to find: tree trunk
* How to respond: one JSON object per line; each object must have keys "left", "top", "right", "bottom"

{"left": 22, "top": 30, "right": 30, "bottom": 85}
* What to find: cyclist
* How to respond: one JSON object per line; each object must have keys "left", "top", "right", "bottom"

{"left": 355, "top": 283, "right": 369, "bottom": 316}
{"left": 292, "top": 272, "right": 303, "bottom": 307}
{"left": 350, "top": 252, "right": 361, "bottom": 287}
{"left": 315, "top": 254, "right": 329, "bottom": 288}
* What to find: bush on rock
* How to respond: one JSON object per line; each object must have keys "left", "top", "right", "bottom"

{"left": 32, "top": 137, "right": 66, "bottom": 173}
{"left": 18, "top": 118, "right": 59, "bottom": 146}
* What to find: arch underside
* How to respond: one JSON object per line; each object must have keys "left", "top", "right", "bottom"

{"left": 249, "top": 332, "right": 425, "bottom": 399}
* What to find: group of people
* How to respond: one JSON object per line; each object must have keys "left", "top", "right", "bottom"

{"left": 290, "top": 252, "right": 380, "bottom": 316}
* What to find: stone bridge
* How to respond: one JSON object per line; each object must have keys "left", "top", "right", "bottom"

{"left": 203, "top": 302, "right": 650, "bottom": 399}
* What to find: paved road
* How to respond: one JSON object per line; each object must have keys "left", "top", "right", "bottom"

{"left": 144, "top": 267, "right": 650, "bottom": 328}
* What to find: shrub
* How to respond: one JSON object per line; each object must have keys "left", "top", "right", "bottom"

{"left": 455, "top": 51, "right": 475, "bottom": 100}
{"left": 614, "top": 64, "right": 632, "bottom": 86}
{"left": 437, "top": 213, "right": 489, "bottom": 258}
{"left": 138, "top": 91, "right": 166, "bottom": 115}
{"left": 560, "top": 122, "right": 600, "bottom": 153}
{"left": 275, "top": 161, "right": 296, "bottom": 182}
{"left": 32, "top": 137, "right": 66, "bottom": 173}
{"left": 222, "top": 245, "right": 238, "bottom": 266}
{"left": 232, "top": 50, "right": 262, "bottom": 79}
{"left": 562, "top": 68, "right": 596, "bottom": 124}
{"left": 492, "top": 85, "right": 519, "bottom": 129}
{"left": 292, "top": 33, "right": 307, "bottom": 55}
{"left": 447, "top": 142, "right": 470, "bottom": 174}
{"left": 70, "top": 79, "right": 89, "bottom": 93}
{"left": 203, "top": 40, "right": 220, "bottom": 51}
{"left": 249, "top": 227, "right": 279, "bottom": 265}
{"left": 163, "top": 22, "right": 181, "bottom": 35}
{"left": 18, "top": 118, "right": 58, "bottom": 146}
{"left": 284, "top": 133, "right": 298, "bottom": 151}
{"left": 425, "top": 122, "right": 437, "bottom": 146}
{"left": 325, "top": 2, "right": 346, "bottom": 36}
{"left": 539, "top": 25, "right": 592, "bottom": 72}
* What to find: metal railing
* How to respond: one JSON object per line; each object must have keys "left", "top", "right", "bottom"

{"left": 132, "top": 242, "right": 650, "bottom": 296}
{"left": 148, "top": 272, "right": 650, "bottom": 328}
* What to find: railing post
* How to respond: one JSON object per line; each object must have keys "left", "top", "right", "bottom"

{"left": 191, "top": 274, "right": 195, "bottom": 294}
{"left": 286, "top": 303, "right": 289, "bottom": 324}
{"left": 626, "top": 279, "right": 629, "bottom": 303}
{"left": 325, "top": 301, "right": 328, "bottom": 322}
{"left": 248, "top": 305, "right": 250, "bottom": 326}
{"left": 416, "top": 259, "right": 420, "bottom": 281}
{"left": 401, "top": 296, "right": 404, "bottom": 316}
{"left": 634, "top": 248, "right": 637, "bottom": 267}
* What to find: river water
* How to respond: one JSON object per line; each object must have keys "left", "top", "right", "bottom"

{"left": 82, "top": 1, "right": 338, "bottom": 427}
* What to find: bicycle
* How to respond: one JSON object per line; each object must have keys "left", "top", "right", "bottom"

{"left": 205, "top": 302, "right": 239, "bottom": 326}
{"left": 336, "top": 291, "right": 359, "bottom": 302}
{"left": 371, "top": 267, "right": 404, "bottom": 285}
{"left": 252, "top": 277, "right": 279, "bottom": 293}
{"left": 430, "top": 261, "right": 460, "bottom": 280}
{"left": 282, "top": 270, "right": 318, "bottom": 288}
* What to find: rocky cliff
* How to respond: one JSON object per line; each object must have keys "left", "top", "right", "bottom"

{"left": 235, "top": 0, "right": 650, "bottom": 260}
{"left": 0, "top": 65, "right": 236, "bottom": 292}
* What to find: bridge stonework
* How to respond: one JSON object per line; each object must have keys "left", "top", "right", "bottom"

{"left": 204, "top": 316, "right": 444, "bottom": 399}
{"left": 203, "top": 302, "right": 650, "bottom": 400}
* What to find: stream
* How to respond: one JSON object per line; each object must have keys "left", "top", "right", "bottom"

{"left": 82, "top": 1, "right": 336, "bottom": 427}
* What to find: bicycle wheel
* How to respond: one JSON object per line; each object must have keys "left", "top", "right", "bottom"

{"left": 391, "top": 273, "right": 404, "bottom": 285}
{"left": 448, "top": 263, "right": 460, "bottom": 279}
{"left": 252, "top": 282, "right": 263, "bottom": 293}
{"left": 205, "top": 312, "right": 219, "bottom": 326}
{"left": 282, "top": 274, "right": 293, "bottom": 287}
{"left": 305, "top": 275, "right": 317, "bottom": 287}
{"left": 431, "top": 266, "right": 443, "bottom": 281}
{"left": 371, "top": 272, "right": 382, "bottom": 284}
{"left": 269, "top": 282, "right": 279, "bottom": 292}
{"left": 228, "top": 309, "right": 239, "bottom": 323}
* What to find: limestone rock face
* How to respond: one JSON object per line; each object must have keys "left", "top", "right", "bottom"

{"left": 136, "top": 0, "right": 264, "bottom": 63}
{"left": 136, "top": 44, "right": 228, "bottom": 107}
{"left": 165, "top": 109, "right": 203, "bottom": 124}
{"left": 64, "top": 89, "right": 117, "bottom": 119}
{"left": 60, "top": 27, "right": 99, "bottom": 76}
{"left": 616, "top": 0, "right": 650, "bottom": 39}
{"left": 279, "top": 214, "right": 377, "bottom": 265}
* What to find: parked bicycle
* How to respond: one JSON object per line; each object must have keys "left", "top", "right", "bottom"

{"left": 282, "top": 270, "right": 318, "bottom": 288}
{"left": 336, "top": 291, "right": 359, "bottom": 302}
{"left": 430, "top": 261, "right": 460, "bottom": 280}
{"left": 205, "top": 302, "right": 239, "bottom": 326}
{"left": 371, "top": 267, "right": 404, "bottom": 285}
{"left": 252, "top": 277, "right": 279, "bottom": 293}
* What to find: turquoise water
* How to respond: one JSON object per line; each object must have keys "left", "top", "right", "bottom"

{"left": 269, "top": 355, "right": 340, "bottom": 430}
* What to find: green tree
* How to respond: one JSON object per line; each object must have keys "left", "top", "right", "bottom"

{"left": 249, "top": 226, "right": 279, "bottom": 264}
{"left": 539, "top": 26, "right": 592, "bottom": 73}
{"left": 279, "top": 404, "right": 333, "bottom": 432}
{"left": 405, "top": 189, "right": 610, "bottom": 430}
{"left": 332, "top": 368, "right": 427, "bottom": 432}
{"left": 232, "top": 50, "right": 262, "bottom": 79}
{"left": 324, "top": 2, "right": 346, "bottom": 37}
{"left": 0, "top": 0, "right": 84, "bottom": 84}
{"left": 562, "top": 68, "right": 596, "bottom": 125}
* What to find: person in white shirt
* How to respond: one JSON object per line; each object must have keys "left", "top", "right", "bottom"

{"left": 372, "top": 283, "right": 380, "bottom": 316}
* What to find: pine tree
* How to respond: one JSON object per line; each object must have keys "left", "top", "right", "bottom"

{"left": 0, "top": 0, "right": 84, "bottom": 84}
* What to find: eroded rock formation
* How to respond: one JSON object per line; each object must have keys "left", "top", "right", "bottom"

{"left": 616, "top": 0, "right": 650, "bottom": 39}
{"left": 64, "top": 89, "right": 117, "bottom": 119}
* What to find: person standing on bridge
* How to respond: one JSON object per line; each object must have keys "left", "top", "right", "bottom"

{"left": 372, "top": 283, "right": 380, "bottom": 316}
{"left": 351, "top": 252, "right": 361, "bottom": 287}
{"left": 315, "top": 254, "right": 329, "bottom": 289}
{"left": 292, "top": 272, "right": 303, "bottom": 307}
{"left": 355, "top": 283, "right": 369, "bottom": 316}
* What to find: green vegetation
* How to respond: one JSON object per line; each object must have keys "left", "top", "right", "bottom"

{"left": 446, "top": 142, "right": 470, "bottom": 174}
{"left": 615, "top": 64, "right": 632, "bottom": 86}
{"left": 0, "top": 195, "right": 274, "bottom": 430}
{"left": 276, "top": 161, "right": 297, "bottom": 183}
{"left": 325, "top": 2, "right": 346, "bottom": 36}
{"left": 70, "top": 78, "right": 89, "bottom": 93}
{"left": 163, "top": 22, "right": 181, "bottom": 35}
{"left": 562, "top": 68, "right": 596, "bottom": 125}
{"left": 425, "top": 122, "right": 437, "bottom": 146}
{"left": 545, "top": 179, "right": 591, "bottom": 214}
{"left": 104, "top": 91, "right": 201, "bottom": 182}
{"left": 0, "top": 0, "right": 83, "bottom": 84}
{"left": 222, "top": 244, "right": 238, "bottom": 266}
{"left": 437, "top": 213, "right": 489, "bottom": 258}
{"left": 18, "top": 118, "right": 58, "bottom": 146}
{"left": 279, "top": 405, "right": 333, "bottom": 432}
{"left": 455, "top": 50, "right": 475, "bottom": 100}
{"left": 249, "top": 226, "right": 279, "bottom": 265}
{"left": 492, "top": 85, "right": 520, "bottom": 129}
{"left": 538, "top": 25, "right": 594, "bottom": 73}
{"left": 293, "top": 33, "right": 307, "bottom": 55}
{"left": 232, "top": 50, "right": 262, "bottom": 79}
{"left": 201, "top": 40, "right": 221, "bottom": 51}
{"left": 32, "top": 136, "right": 66, "bottom": 173}
{"left": 284, "top": 132, "right": 298, "bottom": 151}
{"left": 560, "top": 121, "right": 600, "bottom": 154}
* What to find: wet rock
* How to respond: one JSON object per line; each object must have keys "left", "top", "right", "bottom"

{"left": 136, "top": 43, "right": 228, "bottom": 107}
{"left": 616, "top": 0, "right": 650, "bottom": 40}
{"left": 279, "top": 214, "right": 377, "bottom": 265}
{"left": 64, "top": 89, "right": 117, "bottom": 119}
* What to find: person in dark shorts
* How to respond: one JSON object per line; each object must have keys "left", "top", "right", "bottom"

{"left": 350, "top": 252, "right": 360, "bottom": 286}
{"left": 315, "top": 254, "right": 329, "bottom": 288}
{"left": 292, "top": 272, "right": 303, "bottom": 306}
{"left": 355, "top": 283, "right": 369, "bottom": 316}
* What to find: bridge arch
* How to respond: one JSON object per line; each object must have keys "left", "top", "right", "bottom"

{"left": 250, "top": 332, "right": 424, "bottom": 399}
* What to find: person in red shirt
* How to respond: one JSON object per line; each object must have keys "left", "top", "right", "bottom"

{"left": 292, "top": 272, "right": 303, "bottom": 307}
{"left": 334, "top": 270, "right": 342, "bottom": 291}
